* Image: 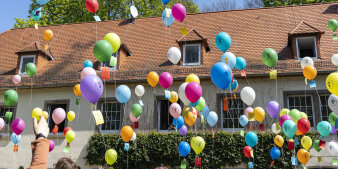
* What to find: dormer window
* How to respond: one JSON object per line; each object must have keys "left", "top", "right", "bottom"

{"left": 19, "top": 55, "right": 36, "bottom": 75}
{"left": 183, "top": 44, "right": 201, "bottom": 66}
{"left": 100, "top": 52, "right": 118, "bottom": 71}
{"left": 296, "top": 36, "right": 318, "bottom": 59}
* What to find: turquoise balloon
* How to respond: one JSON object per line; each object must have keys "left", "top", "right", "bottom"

{"left": 230, "top": 78, "right": 238, "bottom": 91}
{"left": 83, "top": 60, "right": 93, "bottom": 68}
{"left": 162, "top": 9, "right": 175, "bottom": 27}
{"left": 245, "top": 131, "right": 258, "bottom": 147}
{"left": 215, "top": 32, "right": 231, "bottom": 52}
{"left": 282, "top": 120, "right": 297, "bottom": 139}
{"left": 31, "top": 7, "right": 42, "bottom": 21}
{"left": 235, "top": 57, "right": 246, "bottom": 70}
{"left": 317, "top": 121, "right": 332, "bottom": 137}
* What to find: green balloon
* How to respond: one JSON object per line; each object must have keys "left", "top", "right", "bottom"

{"left": 131, "top": 104, "right": 142, "bottom": 118}
{"left": 25, "top": 63, "right": 37, "bottom": 77}
{"left": 313, "top": 140, "right": 322, "bottom": 152}
{"left": 329, "top": 112, "right": 338, "bottom": 126}
{"left": 280, "top": 108, "right": 290, "bottom": 117}
{"left": 195, "top": 97, "right": 205, "bottom": 111}
{"left": 262, "top": 48, "right": 278, "bottom": 68}
{"left": 328, "top": 19, "right": 338, "bottom": 32}
{"left": 94, "top": 40, "right": 113, "bottom": 63}
{"left": 4, "top": 89, "right": 18, "bottom": 106}
{"left": 105, "top": 149, "right": 117, "bottom": 165}
{"left": 289, "top": 109, "right": 301, "bottom": 123}
{"left": 110, "top": 56, "right": 117, "bottom": 67}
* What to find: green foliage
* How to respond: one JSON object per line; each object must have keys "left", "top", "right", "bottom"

{"left": 85, "top": 131, "right": 317, "bottom": 169}
{"left": 263, "top": 0, "right": 338, "bottom": 7}
{"left": 14, "top": 0, "right": 199, "bottom": 28}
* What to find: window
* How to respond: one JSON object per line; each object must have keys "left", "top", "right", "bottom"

{"left": 99, "top": 101, "right": 122, "bottom": 131}
{"left": 45, "top": 101, "right": 69, "bottom": 133}
{"left": 287, "top": 95, "right": 314, "bottom": 127}
{"left": 320, "top": 94, "right": 331, "bottom": 122}
{"left": 157, "top": 99, "right": 182, "bottom": 131}
{"left": 0, "top": 106, "right": 15, "bottom": 134}
{"left": 296, "top": 37, "right": 317, "bottom": 59}
{"left": 221, "top": 96, "right": 245, "bottom": 130}
{"left": 19, "top": 55, "right": 36, "bottom": 75}
{"left": 183, "top": 44, "right": 201, "bottom": 66}
{"left": 100, "top": 52, "right": 118, "bottom": 71}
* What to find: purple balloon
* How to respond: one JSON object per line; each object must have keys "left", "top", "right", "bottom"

{"left": 185, "top": 82, "right": 202, "bottom": 103}
{"left": 267, "top": 101, "right": 281, "bottom": 119}
{"left": 279, "top": 115, "right": 292, "bottom": 127}
{"left": 172, "top": 3, "right": 186, "bottom": 23}
{"left": 80, "top": 75, "right": 103, "bottom": 103}
{"left": 11, "top": 118, "right": 25, "bottom": 135}
{"left": 331, "top": 124, "right": 337, "bottom": 135}
{"left": 49, "top": 139, "right": 55, "bottom": 152}
{"left": 179, "top": 125, "right": 187, "bottom": 136}
{"left": 159, "top": 72, "right": 173, "bottom": 89}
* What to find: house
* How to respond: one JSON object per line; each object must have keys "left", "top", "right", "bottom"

{"left": 0, "top": 2, "right": 337, "bottom": 169}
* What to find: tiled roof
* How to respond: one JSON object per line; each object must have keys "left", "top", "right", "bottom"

{"left": 0, "top": 2, "right": 337, "bottom": 88}
{"left": 290, "top": 20, "right": 323, "bottom": 34}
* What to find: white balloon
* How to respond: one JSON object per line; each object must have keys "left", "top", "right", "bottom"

{"left": 221, "top": 52, "right": 236, "bottom": 69}
{"left": 329, "top": 94, "right": 338, "bottom": 114}
{"left": 178, "top": 82, "right": 190, "bottom": 106}
{"left": 271, "top": 123, "right": 280, "bottom": 134}
{"left": 130, "top": 5, "right": 138, "bottom": 18}
{"left": 332, "top": 54, "right": 338, "bottom": 66}
{"left": 301, "top": 57, "right": 314, "bottom": 69}
{"left": 130, "top": 132, "right": 136, "bottom": 141}
{"left": 168, "top": 47, "right": 181, "bottom": 65}
{"left": 240, "top": 86, "right": 256, "bottom": 106}
{"left": 327, "top": 141, "right": 338, "bottom": 155}
{"left": 135, "top": 85, "right": 145, "bottom": 97}
{"left": 81, "top": 67, "right": 96, "bottom": 79}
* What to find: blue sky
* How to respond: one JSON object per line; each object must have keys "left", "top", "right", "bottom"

{"left": 0, "top": 0, "right": 221, "bottom": 33}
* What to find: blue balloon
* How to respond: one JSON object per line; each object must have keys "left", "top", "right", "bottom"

{"left": 239, "top": 115, "right": 248, "bottom": 127}
{"left": 178, "top": 141, "right": 190, "bottom": 157}
{"left": 235, "top": 57, "right": 246, "bottom": 70}
{"left": 282, "top": 120, "right": 297, "bottom": 139}
{"left": 215, "top": 32, "right": 231, "bottom": 52}
{"left": 190, "top": 99, "right": 199, "bottom": 107}
{"left": 173, "top": 116, "right": 184, "bottom": 129}
{"left": 162, "top": 9, "right": 175, "bottom": 27}
{"left": 115, "top": 85, "right": 131, "bottom": 104}
{"left": 245, "top": 132, "right": 258, "bottom": 147}
{"left": 270, "top": 147, "right": 281, "bottom": 160}
{"left": 83, "top": 60, "right": 93, "bottom": 68}
{"left": 210, "top": 62, "right": 233, "bottom": 90}
{"left": 161, "top": 0, "right": 171, "bottom": 5}
{"left": 37, "top": 0, "right": 50, "bottom": 5}
{"left": 200, "top": 106, "right": 210, "bottom": 118}
{"left": 31, "top": 7, "right": 42, "bottom": 22}
{"left": 230, "top": 78, "right": 238, "bottom": 91}
{"left": 11, "top": 133, "right": 21, "bottom": 145}
{"left": 317, "top": 121, "right": 332, "bottom": 137}
{"left": 207, "top": 111, "right": 218, "bottom": 127}
{"left": 221, "top": 52, "right": 236, "bottom": 69}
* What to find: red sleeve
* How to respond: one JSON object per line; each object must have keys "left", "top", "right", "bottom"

{"left": 27, "top": 138, "right": 49, "bottom": 169}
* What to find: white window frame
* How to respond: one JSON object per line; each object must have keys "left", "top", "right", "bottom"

{"left": 295, "top": 36, "right": 318, "bottom": 60}
{"left": 99, "top": 101, "right": 121, "bottom": 133}
{"left": 183, "top": 44, "right": 201, "bottom": 66}
{"left": 100, "top": 52, "right": 118, "bottom": 71}
{"left": 318, "top": 94, "right": 331, "bottom": 122}
{"left": 287, "top": 94, "right": 315, "bottom": 128}
{"left": 19, "top": 55, "right": 36, "bottom": 75}
{"left": 221, "top": 97, "right": 244, "bottom": 131}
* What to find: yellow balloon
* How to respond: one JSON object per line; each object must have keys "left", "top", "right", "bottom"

{"left": 297, "top": 149, "right": 310, "bottom": 165}
{"left": 105, "top": 149, "right": 118, "bottom": 165}
{"left": 326, "top": 72, "right": 338, "bottom": 96}
{"left": 32, "top": 107, "right": 43, "bottom": 121}
{"left": 147, "top": 72, "right": 159, "bottom": 88}
{"left": 42, "top": 111, "right": 49, "bottom": 120}
{"left": 253, "top": 107, "right": 265, "bottom": 122}
{"left": 169, "top": 91, "right": 178, "bottom": 103}
{"left": 104, "top": 33, "right": 121, "bottom": 53}
{"left": 65, "top": 130, "right": 75, "bottom": 143}
{"left": 301, "top": 136, "right": 312, "bottom": 150}
{"left": 274, "top": 135, "right": 284, "bottom": 147}
{"left": 300, "top": 112, "right": 308, "bottom": 119}
{"left": 303, "top": 65, "right": 317, "bottom": 80}
{"left": 43, "top": 30, "right": 53, "bottom": 42}
{"left": 73, "top": 84, "right": 81, "bottom": 96}
{"left": 190, "top": 136, "right": 205, "bottom": 154}
{"left": 280, "top": 108, "right": 290, "bottom": 117}
{"left": 186, "top": 74, "right": 200, "bottom": 84}
{"left": 67, "top": 111, "right": 76, "bottom": 122}
{"left": 184, "top": 108, "right": 197, "bottom": 127}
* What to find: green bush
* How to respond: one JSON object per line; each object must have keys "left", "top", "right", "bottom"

{"left": 85, "top": 131, "right": 317, "bottom": 169}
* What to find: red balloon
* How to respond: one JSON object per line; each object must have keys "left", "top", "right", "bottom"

{"left": 297, "top": 118, "right": 310, "bottom": 134}
{"left": 243, "top": 146, "right": 252, "bottom": 158}
{"left": 85, "top": 0, "right": 99, "bottom": 13}
{"left": 63, "top": 127, "right": 72, "bottom": 136}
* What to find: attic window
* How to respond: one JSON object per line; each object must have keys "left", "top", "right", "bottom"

{"left": 296, "top": 36, "right": 318, "bottom": 59}
{"left": 100, "top": 52, "right": 118, "bottom": 71}
{"left": 19, "top": 55, "right": 36, "bottom": 75}
{"left": 183, "top": 44, "right": 201, "bottom": 66}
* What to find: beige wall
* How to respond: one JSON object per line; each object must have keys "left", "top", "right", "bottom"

{"left": 0, "top": 74, "right": 334, "bottom": 168}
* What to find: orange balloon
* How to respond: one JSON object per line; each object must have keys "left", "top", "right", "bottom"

{"left": 296, "top": 129, "right": 302, "bottom": 136}
{"left": 184, "top": 108, "right": 197, "bottom": 127}
{"left": 147, "top": 72, "right": 159, "bottom": 88}
{"left": 121, "top": 126, "right": 133, "bottom": 142}
{"left": 297, "top": 149, "right": 310, "bottom": 165}
{"left": 73, "top": 84, "right": 81, "bottom": 96}
{"left": 303, "top": 65, "right": 317, "bottom": 80}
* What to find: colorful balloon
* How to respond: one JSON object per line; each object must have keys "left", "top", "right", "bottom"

{"left": 221, "top": 52, "right": 236, "bottom": 69}
{"left": 317, "top": 121, "right": 331, "bottom": 137}
{"left": 135, "top": 85, "right": 145, "bottom": 97}
{"left": 66, "top": 130, "right": 75, "bottom": 143}
{"left": 83, "top": 60, "right": 93, "bottom": 68}
{"left": 303, "top": 65, "right": 317, "bottom": 80}
{"left": 245, "top": 132, "right": 258, "bottom": 147}
{"left": 63, "top": 127, "right": 72, "bottom": 136}
{"left": 207, "top": 111, "right": 218, "bottom": 127}
{"left": 240, "top": 87, "right": 255, "bottom": 106}
{"left": 0, "top": 118, "right": 4, "bottom": 131}
{"left": 49, "top": 140, "right": 55, "bottom": 152}
{"left": 230, "top": 78, "right": 238, "bottom": 92}
{"left": 73, "top": 84, "right": 81, "bottom": 96}
{"left": 185, "top": 82, "right": 202, "bottom": 103}
{"left": 94, "top": 40, "right": 113, "bottom": 63}
{"left": 25, "top": 63, "right": 37, "bottom": 77}
{"left": 280, "top": 108, "right": 290, "bottom": 117}
{"left": 161, "top": 0, "right": 171, "bottom": 5}
{"left": 194, "top": 97, "right": 206, "bottom": 111}
{"left": 178, "top": 83, "right": 190, "bottom": 106}
{"left": 297, "top": 149, "right": 310, "bottom": 165}
{"left": 267, "top": 101, "right": 281, "bottom": 119}
{"left": 129, "top": 112, "right": 140, "bottom": 123}
{"left": 301, "top": 57, "right": 314, "bottom": 69}
{"left": 81, "top": 67, "right": 96, "bottom": 79}
{"left": 200, "top": 105, "right": 210, "bottom": 118}
{"left": 147, "top": 72, "right": 159, "bottom": 88}
{"left": 85, "top": 0, "right": 99, "bottom": 13}
{"left": 329, "top": 112, "right": 338, "bottom": 126}
{"left": 289, "top": 109, "right": 301, "bottom": 123}
{"left": 52, "top": 108, "right": 66, "bottom": 125}
{"left": 105, "top": 149, "right": 117, "bottom": 165}
{"left": 11, "top": 118, "right": 25, "bottom": 135}
{"left": 32, "top": 107, "right": 43, "bottom": 121}
{"left": 327, "top": 72, "right": 338, "bottom": 96}
{"left": 279, "top": 114, "right": 292, "bottom": 127}
{"left": 327, "top": 141, "right": 338, "bottom": 155}
{"left": 301, "top": 136, "right": 312, "bottom": 150}
{"left": 235, "top": 57, "right": 246, "bottom": 70}
{"left": 179, "top": 125, "right": 187, "bottom": 136}
{"left": 67, "top": 111, "right": 75, "bottom": 122}
{"left": 244, "top": 107, "right": 253, "bottom": 118}
{"left": 173, "top": 115, "right": 184, "bottom": 129}
{"left": 115, "top": 85, "right": 131, "bottom": 104}
{"left": 329, "top": 94, "right": 338, "bottom": 114}
{"left": 215, "top": 32, "right": 231, "bottom": 52}
{"left": 169, "top": 103, "right": 181, "bottom": 119}
{"left": 11, "top": 133, "right": 21, "bottom": 145}
{"left": 274, "top": 135, "right": 284, "bottom": 147}
{"left": 332, "top": 54, "right": 338, "bottom": 66}
{"left": 210, "top": 62, "right": 232, "bottom": 90}
{"left": 186, "top": 74, "right": 200, "bottom": 84}
{"left": 184, "top": 108, "right": 197, "bottom": 127}
{"left": 162, "top": 8, "right": 175, "bottom": 27}
{"left": 159, "top": 72, "right": 173, "bottom": 89}
{"left": 80, "top": 75, "right": 103, "bottom": 103}
{"left": 262, "top": 48, "right": 278, "bottom": 68}
{"left": 12, "top": 75, "right": 21, "bottom": 85}
{"left": 178, "top": 141, "right": 190, "bottom": 157}
{"left": 328, "top": 19, "right": 338, "bottom": 32}
{"left": 190, "top": 136, "right": 205, "bottom": 154}
{"left": 42, "top": 111, "right": 49, "bottom": 120}
{"left": 131, "top": 104, "right": 142, "bottom": 118}
{"left": 239, "top": 115, "right": 248, "bottom": 127}
{"left": 121, "top": 126, "right": 133, "bottom": 142}
{"left": 243, "top": 146, "right": 252, "bottom": 158}
{"left": 313, "top": 140, "right": 322, "bottom": 152}
{"left": 253, "top": 107, "right": 265, "bottom": 123}
{"left": 31, "top": 7, "right": 42, "bottom": 21}
{"left": 282, "top": 120, "right": 297, "bottom": 139}
{"left": 270, "top": 147, "right": 281, "bottom": 160}
{"left": 271, "top": 123, "right": 281, "bottom": 134}
{"left": 297, "top": 118, "right": 310, "bottom": 134}
{"left": 167, "top": 47, "right": 181, "bottom": 65}
{"left": 37, "top": 0, "right": 50, "bottom": 5}
{"left": 4, "top": 89, "right": 18, "bottom": 106}
{"left": 300, "top": 112, "right": 308, "bottom": 119}
{"left": 43, "top": 30, "right": 53, "bottom": 42}
{"left": 169, "top": 91, "right": 179, "bottom": 103}
{"left": 171, "top": 3, "right": 186, "bottom": 22}
{"left": 104, "top": 33, "right": 121, "bottom": 53}
{"left": 130, "top": 132, "right": 136, "bottom": 142}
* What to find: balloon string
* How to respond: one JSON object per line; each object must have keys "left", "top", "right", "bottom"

{"left": 30, "top": 78, "right": 33, "bottom": 105}
{"left": 76, "top": 98, "right": 80, "bottom": 122}
{"left": 275, "top": 75, "right": 278, "bottom": 101}
{"left": 127, "top": 150, "right": 129, "bottom": 169}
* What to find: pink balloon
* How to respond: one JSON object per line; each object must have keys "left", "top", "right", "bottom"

{"left": 279, "top": 114, "right": 292, "bottom": 127}
{"left": 81, "top": 67, "right": 96, "bottom": 79}
{"left": 172, "top": 3, "right": 186, "bottom": 23}
{"left": 185, "top": 82, "right": 202, "bottom": 103}
{"left": 0, "top": 118, "right": 4, "bottom": 131}
{"left": 244, "top": 107, "right": 253, "bottom": 118}
{"left": 52, "top": 108, "right": 66, "bottom": 125}
{"left": 49, "top": 139, "right": 55, "bottom": 152}
{"left": 169, "top": 103, "right": 181, "bottom": 119}
{"left": 159, "top": 72, "right": 173, "bottom": 89}
{"left": 12, "top": 75, "right": 21, "bottom": 85}
{"left": 11, "top": 118, "right": 25, "bottom": 135}
{"left": 129, "top": 112, "right": 140, "bottom": 122}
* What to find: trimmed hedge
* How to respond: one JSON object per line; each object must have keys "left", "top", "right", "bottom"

{"left": 85, "top": 131, "right": 316, "bottom": 169}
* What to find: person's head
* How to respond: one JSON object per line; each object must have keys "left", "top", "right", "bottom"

{"left": 54, "top": 157, "right": 81, "bottom": 169}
